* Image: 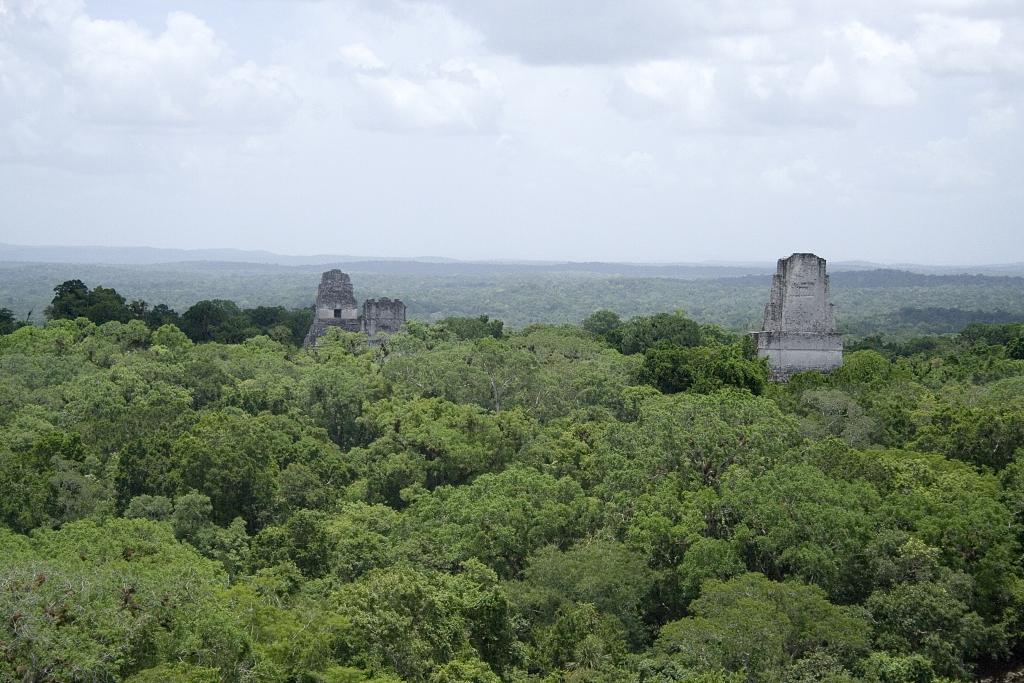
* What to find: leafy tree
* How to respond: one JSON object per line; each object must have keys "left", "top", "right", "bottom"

{"left": 251, "top": 509, "right": 334, "bottom": 578}
{"left": 87, "top": 285, "right": 134, "bottom": 323}
{"left": 469, "top": 337, "right": 540, "bottom": 412}
{"left": 170, "top": 409, "right": 282, "bottom": 528}
{"left": 654, "top": 573, "right": 870, "bottom": 682}
{"left": 45, "top": 280, "right": 137, "bottom": 324}
{"left": 398, "top": 466, "right": 601, "bottom": 577}
{"left": 1007, "top": 334, "right": 1024, "bottom": 360}
{"left": 582, "top": 309, "right": 623, "bottom": 340}
{"left": 796, "top": 389, "right": 880, "bottom": 446}
{"left": 151, "top": 322, "right": 193, "bottom": 349}
{"left": 144, "top": 303, "right": 181, "bottom": 328}
{"left": 0, "top": 307, "right": 23, "bottom": 334}
{"left": 44, "top": 279, "right": 90, "bottom": 319}
{"left": 639, "top": 342, "right": 768, "bottom": 395}
{"left": 867, "top": 577, "right": 985, "bottom": 679}
{"left": 438, "top": 314, "right": 504, "bottom": 340}
{"left": 331, "top": 563, "right": 515, "bottom": 679}
{"left": 350, "top": 397, "right": 530, "bottom": 504}
{"left": 912, "top": 402, "right": 1024, "bottom": 470}
{"left": 514, "top": 538, "right": 656, "bottom": 645}
{"left": 0, "top": 519, "right": 251, "bottom": 681}
{"left": 326, "top": 502, "right": 400, "bottom": 582}
{"left": 531, "top": 601, "right": 628, "bottom": 674}
{"left": 428, "top": 657, "right": 500, "bottom": 683}
{"left": 618, "top": 311, "right": 701, "bottom": 355}
{"left": 301, "top": 352, "right": 387, "bottom": 448}
{"left": 180, "top": 299, "right": 247, "bottom": 342}
{"left": 716, "top": 463, "right": 880, "bottom": 601}
{"left": 0, "top": 437, "right": 56, "bottom": 531}
{"left": 598, "top": 389, "right": 801, "bottom": 494}
{"left": 124, "top": 494, "right": 173, "bottom": 521}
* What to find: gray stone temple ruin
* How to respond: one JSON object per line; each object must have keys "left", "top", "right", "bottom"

{"left": 752, "top": 253, "right": 843, "bottom": 381}
{"left": 303, "top": 269, "right": 406, "bottom": 347}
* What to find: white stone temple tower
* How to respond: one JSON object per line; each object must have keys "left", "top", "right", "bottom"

{"left": 752, "top": 253, "right": 843, "bottom": 380}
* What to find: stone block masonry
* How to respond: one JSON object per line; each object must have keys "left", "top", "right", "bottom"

{"left": 752, "top": 253, "right": 843, "bottom": 381}
{"left": 362, "top": 298, "right": 406, "bottom": 337}
{"left": 303, "top": 270, "right": 406, "bottom": 347}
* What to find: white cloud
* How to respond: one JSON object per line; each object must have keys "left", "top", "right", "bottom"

{"left": 2, "top": 0, "right": 1023, "bottom": 263}
{"left": 761, "top": 157, "right": 820, "bottom": 193}
{"left": 913, "top": 13, "right": 1017, "bottom": 74}
{"left": 841, "top": 22, "right": 919, "bottom": 107}
{"left": 65, "top": 10, "right": 297, "bottom": 127}
{"left": 419, "top": 0, "right": 805, "bottom": 65}
{"left": 798, "top": 58, "right": 841, "bottom": 101}
{"left": 842, "top": 21, "right": 916, "bottom": 64}
{"left": 338, "top": 47, "right": 504, "bottom": 133}
{"left": 970, "top": 102, "right": 1018, "bottom": 134}
{"left": 710, "top": 35, "right": 778, "bottom": 63}
{"left": 904, "top": 137, "right": 995, "bottom": 190}
{"left": 339, "top": 43, "right": 387, "bottom": 72}
{"left": 66, "top": 11, "right": 224, "bottom": 124}
{"left": 0, "top": 0, "right": 298, "bottom": 171}
{"left": 760, "top": 158, "right": 850, "bottom": 201}
{"left": 612, "top": 60, "right": 718, "bottom": 125}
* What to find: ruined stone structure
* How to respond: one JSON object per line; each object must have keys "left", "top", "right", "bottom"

{"left": 362, "top": 298, "right": 406, "bottom": 337}
{"left": 752, "top": 253, "right": 843, "bottom": 381}
{"left": 303, "top": 270, "right": 406, "bottom": 347}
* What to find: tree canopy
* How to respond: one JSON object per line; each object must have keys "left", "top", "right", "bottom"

{"left": 2, "top": 298, "right": 1024, "bottom": 681}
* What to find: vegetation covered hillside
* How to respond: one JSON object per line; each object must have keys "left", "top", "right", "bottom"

{"left": 4, "top": 261, "right": 1024, "bottom": 336}
{"left": 2, "top": 293, "right": 1024, "bottom": 681}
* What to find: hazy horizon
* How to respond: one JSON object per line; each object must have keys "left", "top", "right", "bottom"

{"left": 5, "top": 239, "right": 1024, "bottom": 269}
{"left": 2, "top": 1, "right": 1023, "bottom": 264}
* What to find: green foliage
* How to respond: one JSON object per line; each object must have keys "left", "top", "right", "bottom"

{"left": 350, "top": 397, "right": 530, "bottom": 504}
{"left": 0, "top": 307, "right": 25, "bottom": 335}
{"left": 171, "top": 409, "right": 282, "bottom": 528}
{"left": 867, "top": 577, "right": 986, "bottom": 679}
{"left": 331, "top": 562, "right": 515, "bottom": 680}
{"left": 514, "top": 538, "right": 656, "bottom": 646}
{"left": 1008, "top": 335, "right": 1024, "bottom": 360}
{"left": 152, "top": 322, "right": 193, "bottom": 349}
{"left": 717, "top": 463, "right": 880, "bottom": 601}
{"left": 912, "top": 401, "right": 1024, "bottom": 470}
{"left": 181, "top": 299, "right": 250, "bottom": 342}
{"left": 438, "top": 314, "right": 504, "bottom": 340}
{"left": 581, "top": 309, "right": 622, "bottom": 339}
{"left": 3, "top": 283, "right": 1024, "bottom": 681}
{"left": 654, "top": 573, "right": 870, "bottom": 682}
{"left": 0, "top": 519, "right": 249, "bottom": 681}
{"left": 639, "top": 342, "right": 768, "bottom": 395}
{"left": 617, "top": 311, "right": 701, "bottom": 355}
{"left": 398, "top": 466, "right": 601, "bottom": 577}
{"left": 47, "top": 279, "right": 129, "bottom": 323}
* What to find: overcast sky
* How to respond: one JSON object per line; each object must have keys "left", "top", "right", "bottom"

{"left": 1, "top": 0, "right": 1022, "bottom": 263}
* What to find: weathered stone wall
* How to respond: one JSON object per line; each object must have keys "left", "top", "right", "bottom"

{"left": 761, "top": 253, "right": 836, "bottom": 334}
{"left": 362, "top": 298, "right": 406, "bottom": 338}
{"left": 755, "top": 330, "right": 843, "bottom": 379}
{"left": 303, "top": 270, "right": 361, "bottom": 346}
{"left": 753, "top": 253, "right": 843, "bottom": 380}
{"left": 303, "top": 270, "right": 406, "bottom": 347}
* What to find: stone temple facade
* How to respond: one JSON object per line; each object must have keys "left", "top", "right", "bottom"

{"left": 303, "top": 270, "right": 406, "bottom": 347}
{"left": 752, "top": 253, "right": 843, "bottom": 381}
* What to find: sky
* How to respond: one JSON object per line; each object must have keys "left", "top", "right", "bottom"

{"left": 1, "top": 0, "right": 1022, "bottom": 264}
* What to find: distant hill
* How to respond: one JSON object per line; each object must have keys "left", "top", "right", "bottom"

{"left": 3, "top": 259, "right": 1024, "bottom": 334}
{"left": 728, "top": 269, "right": 1024, "bottom": 288}
{"left": 4, "top": 242, "right": 1024, "bottom": 278}
{"left": 0, "top": 243, "right": 453, "bottom": 266}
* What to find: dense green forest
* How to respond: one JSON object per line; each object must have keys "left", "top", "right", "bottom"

{"left": 4, "top": 261, "right": 1024, "bottom": 336}
{"left": 3, "top": 279, "right": 1024, "bottom": 682}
